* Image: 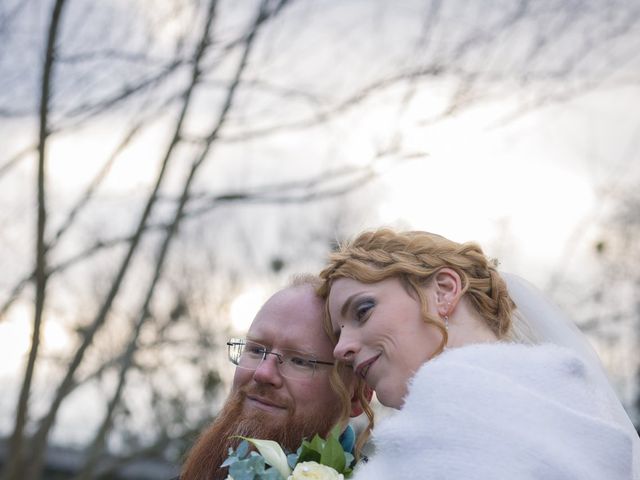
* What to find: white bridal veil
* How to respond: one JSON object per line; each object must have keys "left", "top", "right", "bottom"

{"left": 503, "top": 273, "right": 640, "bottom": 477}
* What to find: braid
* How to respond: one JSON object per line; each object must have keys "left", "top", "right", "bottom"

{"left": 319, "top": 228, "right": 515, "bottom": 338}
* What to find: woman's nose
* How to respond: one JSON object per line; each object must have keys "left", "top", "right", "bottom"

{"left": 333, "top": 328, "right": 360, "bottom": 365}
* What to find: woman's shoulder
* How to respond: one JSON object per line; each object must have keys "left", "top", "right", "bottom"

{"left": 432, "top": 340, "right": 580, "bottom": 363}
{"left": 421, "top": 341, "right": 587, "bottom": 383}
{"left": 403, "top": 342, "right": 602, "bottom": 422}
{"left": 363, "top": 342, "right": 634, "bottom": 480}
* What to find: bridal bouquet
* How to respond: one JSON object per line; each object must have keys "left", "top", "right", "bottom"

{"left": 221, "top": 426, "right": 354, "bottom": 479}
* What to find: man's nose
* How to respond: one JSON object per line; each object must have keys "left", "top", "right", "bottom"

{"left": 252, "top": 353, "right": 284, "bottom": 387}
{"left": 333, "top": 328, "right": 360, "bottom": 365}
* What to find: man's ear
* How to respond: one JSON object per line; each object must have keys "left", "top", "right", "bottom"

{"left": 350, "top": 384, "right": 373, "bottom": 418}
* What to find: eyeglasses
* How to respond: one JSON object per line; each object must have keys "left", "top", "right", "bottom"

{"left": 226, "top": 338, "right": 334, "bottom": 380}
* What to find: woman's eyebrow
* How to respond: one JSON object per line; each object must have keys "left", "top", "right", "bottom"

{"left": 340, "top": 293, "right": 359, "bottom": 317}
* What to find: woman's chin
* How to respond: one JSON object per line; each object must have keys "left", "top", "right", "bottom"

{"left": 375, "top": 385, "right": 405, "bottom": 409}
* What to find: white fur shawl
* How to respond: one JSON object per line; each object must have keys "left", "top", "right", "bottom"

{"left": 353, "top": 343, "right": 637, "bottom": 480}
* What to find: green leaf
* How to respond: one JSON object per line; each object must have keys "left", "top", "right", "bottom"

{"left": 320, "top": 433, "right": 345, "bottom": 472}
{"left": 308, "top": 434, "right": 325, "bottom": 453}
{"left": 297, "top": 438, "right": 322, "bottom": 464}
{"left": 329, "top": 424, "right": 343, "bottom": 440}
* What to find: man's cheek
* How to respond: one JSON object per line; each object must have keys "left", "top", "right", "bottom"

{"left": 231, "top": 370, "right": 251, "bottom": 391}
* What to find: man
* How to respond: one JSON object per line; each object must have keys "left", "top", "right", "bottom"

{"left": 180, "top": 276, "right": 361, "bottom": 480}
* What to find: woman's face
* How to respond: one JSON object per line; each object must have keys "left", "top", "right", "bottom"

{"left": 327, "top": 276, "right": 443, "bottom": 408}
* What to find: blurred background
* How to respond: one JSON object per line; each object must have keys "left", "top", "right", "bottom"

{"left": 1, "top": 0, "right": 639, "bottom": 478}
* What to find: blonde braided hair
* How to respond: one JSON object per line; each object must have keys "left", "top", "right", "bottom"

{"left": 319, "top": 229, "right": 515, "bottom": 339}
{"left": 317, "top": 228, "right": 516, "bottom": 453}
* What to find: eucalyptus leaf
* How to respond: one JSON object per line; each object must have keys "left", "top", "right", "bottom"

{"left": 344, "top": 452, "right": 355, "bottom": 468}
{"left": 228, "top": 453, "right": 270, "bottom": 480}
{"left": 263, "top": 469, "right": 284, "bottom": 480}
{"left": 287, "top": 452, "right": 299, "bottom": 469}
{"left": 220, "top": 456, "right": 238, "bottom": 468}
{"left": 237, "top": 440, "right": 250, "bottom": 458}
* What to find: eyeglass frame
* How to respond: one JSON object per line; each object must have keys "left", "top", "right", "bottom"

{"left": 226, "top": 338, "right": 335, "bottom": 379}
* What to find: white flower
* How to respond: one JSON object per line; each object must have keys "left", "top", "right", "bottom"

{"left": 287, "top": 461, "right": 344, "bottom": 480}
{"left": 239, "top": 437, "right": 292, "bottom": 479}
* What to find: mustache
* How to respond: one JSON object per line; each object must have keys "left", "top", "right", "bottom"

{"left": 239, "top": 383, "right": 294, "bottom": 412}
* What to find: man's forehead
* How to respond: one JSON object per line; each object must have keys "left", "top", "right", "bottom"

{"left": 247, "top": 312, "right": 329, "bottom": 352}
{"left": 246, "top": 286, "right": 331, "bottom": 354}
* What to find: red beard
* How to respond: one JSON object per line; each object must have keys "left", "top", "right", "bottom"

{"left": 180, "top": 384, "right": 340, "bottom": 480}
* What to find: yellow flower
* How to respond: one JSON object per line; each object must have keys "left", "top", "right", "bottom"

{"left": 287, "top": 461, "right": 344, "bottom": 480}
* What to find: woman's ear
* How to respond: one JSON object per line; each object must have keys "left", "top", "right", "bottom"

{"left": 433, "top": 267, "right": 462, "bottom": 315}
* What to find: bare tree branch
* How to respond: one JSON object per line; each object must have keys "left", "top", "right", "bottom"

{"left": 58, "top": 49, "right": 174, "bottom": 65}
{"left": 0, "top": 151, "right": 415, "bottom": 327}
{"left": 212, "top": 66, "right": 448, "bottom": 143}
{"left": 545, "top": 122, "right": 640, "bottom": 295}
{"left": 2, "top": 2, "right": 68, "bottom": 480}
{"left": 47, "top": 122, "right": 145, "bottom": 249}
{"left": 0, "top": 106, "right": 32, "bottom": 117}
{"left": 25, "top": 0, "right": 223, "bottom": 475}
{"left": 57, "top": 58, "right": 184, "bottom": 125}
{"left": 452, "top": 0, "right": 530, "bottom": 62}
{"left": 74, "top": 2, "right": 291, "bottom": 475}
{"left": 0, "top": 83, "right": 181, "bottom": 185}
{"left": 0, "top": 145, "right": 35, "bottom": 180}
{"left": 0, "top": 107, "right": 163, "bottom": 322}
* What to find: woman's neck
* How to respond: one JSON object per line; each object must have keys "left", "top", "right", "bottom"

{"left": 446, "top": 298, "right": 499, "bottom": 348}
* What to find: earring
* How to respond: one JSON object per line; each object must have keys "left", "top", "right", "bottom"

{"left": 444, "top": 301, "right": 452, "bottom": 331}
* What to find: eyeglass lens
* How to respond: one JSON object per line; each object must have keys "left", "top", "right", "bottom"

{"left": 227, "top": 340, "right": 320, "bottom": 379}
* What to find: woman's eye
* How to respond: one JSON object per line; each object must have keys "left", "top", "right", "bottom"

{"left": 355, "top": 300, "right": 374, "bottom": 321}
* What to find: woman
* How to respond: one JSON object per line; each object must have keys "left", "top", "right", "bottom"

{"left": 318, "top": 228, "right": 639, "bottom": 479}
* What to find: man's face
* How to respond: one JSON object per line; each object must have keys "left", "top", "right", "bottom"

{"left": 180, "top": 284, "right": 355, "bottom": 480}
{"left": 231, "top": 284, "right": 346, "bottom": 441}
